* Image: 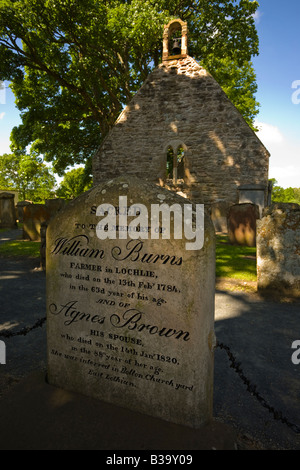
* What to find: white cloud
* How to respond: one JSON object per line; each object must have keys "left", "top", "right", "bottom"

{"left": 252, "top": 11, "right": 263, "bottom": 24}
{"left": 255, "top": 121, "right": 284, "bottom": 144}
{"left": 270, "top": 165, "right": 300, "bottom": 181}
{"left": 0, "top": 112, "right": 5, "bottom": 120}
{"left": 255, "top": 121, "right": 300, "bottom": 188}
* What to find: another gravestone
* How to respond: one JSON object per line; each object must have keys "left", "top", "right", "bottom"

{"left": 227, "top": 203, "right": 260, "bottom": 247}
{"left": 16, "top": 201, "right": 32, "bottom": 223}
{"left": 210, "top": 200, "right": 229, "bottom": 233}
{"left": 46, "top": 176, "right": 216, "bottom": 429}
{"left": 257, "top": 203, "right": 300, "bottom": 298}
{"left": 238, "top": 184, "right": 267, "bottom": 217}
{"left": 23, "top": 204, "right": 51, "bottom": 241}
{"left": 0, "top": 193, "right": 17, "bottom": 229}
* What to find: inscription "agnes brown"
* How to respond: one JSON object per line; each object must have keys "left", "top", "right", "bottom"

{"left": 49, "top": 300, "right": 190, "bottom": 341}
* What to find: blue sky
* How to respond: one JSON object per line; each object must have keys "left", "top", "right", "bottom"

{"left": 0, "top": 0, "right": 299, "bottom": 188}
{"left": 252, "top": 0, "right": 300, "bottom": 188}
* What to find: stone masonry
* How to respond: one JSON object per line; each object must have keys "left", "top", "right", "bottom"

{"left": 257, "top": 203, "right": 300, "bottom": 297}
{"left": 93, "top": 21, "right": 270, "bottom": 209}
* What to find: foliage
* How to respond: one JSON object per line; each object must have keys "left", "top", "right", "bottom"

{"left": 0, "top": 0, "right": 260, "bottom": 175}
{"left": 0, "top": 152, "right": 56, "bottom": 202}
{"left": 56, "top": 167, "right": 92, "bottom": 199}
{"left": 206, "top": 56, "right": 259, "bottom": 129}
{"left": 269, "top": 179, "right": 300, "bottom": 204}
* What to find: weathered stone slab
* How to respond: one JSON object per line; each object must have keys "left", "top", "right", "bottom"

{"left": 257, "top": 203, "right": 300, "bottom": 297}
{"left": 238, "top": 184, "right": 266, "bottom": 217}
{"left": 46, "top": 176, "right": 216, "bottom": 429}
{"left": 0, "top": 192, "right": 17, "bottom": 229}
{"left": 23, "top": 204, "right": 51, "bottom": 241}
{"left": 23, "top": 200, "right": 67, "bottom": 241}
{"left": 210, "top": 200, "right": 229, "bottom": 233}
{"left": 16, "top": 201, "right": 32, "bottom": 223}
{"left": 227, "top": 203, "right": 260, "bottom": 247}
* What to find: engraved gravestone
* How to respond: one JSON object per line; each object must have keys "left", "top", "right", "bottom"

{"left": 46, "top": 176, "right": 215, "bottom": 429}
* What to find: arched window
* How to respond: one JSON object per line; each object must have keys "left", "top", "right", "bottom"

{"left": 165, "top": 144, "right": 185, "bottom": 183}
{"left": 177, "top": 146, "right": 185, "bottom": 180}
{"left": 166, "top": 146, "right": 174, "bottom": 180}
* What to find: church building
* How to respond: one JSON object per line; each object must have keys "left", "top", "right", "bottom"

{"left": 93, "top": 19, "right": 270, "bottom": 212}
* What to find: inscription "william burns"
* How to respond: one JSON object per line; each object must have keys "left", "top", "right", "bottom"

{"left": 51, "top": 236, "right": 182, "bottom": 266}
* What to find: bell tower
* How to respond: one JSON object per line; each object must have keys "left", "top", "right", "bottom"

{"left": 162, "top": 19, "right": 188, "bottom": 62}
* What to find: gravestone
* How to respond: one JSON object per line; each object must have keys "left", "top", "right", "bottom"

{"left": 23, "top": 204, "right": 51, "bottom": 241}
{"left": 46, "top": 176, "right": 216, "bottom": 429}
{"left": 16, "top": 201, "right": 32, "bottom": 223}
{"left": 23, "top": 200, "right": 67, "bottom": 241}
{"left": 0, "top": 192, "right": 17, "bottom": 229}
{"left": 210, "top": 200, "right": 229, "bottom": 233}
{"left": 257, "top": 203, "right": 300, "bottom": 297}
{"left": 238, "top": 184, "right": 266, "bottom": 217}
{"left": 227, "top": 203, "right": 260, "bottom": 247}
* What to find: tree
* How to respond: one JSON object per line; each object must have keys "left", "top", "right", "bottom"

{"left": 0, "top": 0, "right": 260, "bottom": 175}
{"left": 206, "top": 56, "right": 259, "bottom": 128}
{"left": 269, "top": 179, "right": 300, "bottom": 204}
{"left": 293, "top": 188, "right": 300, "bottom": 205}
{"left": 56, "top": 167, "right": 92, "bottom": 199}
{"left": 0, "top": 152, "right": 56, "bottom": 202}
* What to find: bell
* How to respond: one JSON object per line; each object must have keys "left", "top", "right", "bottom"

{"left": 172, "top": 38, "right": 181, "bottom": 55}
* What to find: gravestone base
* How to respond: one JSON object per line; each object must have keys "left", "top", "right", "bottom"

{"left": 47, "top": 176, "right": 216, "bottom": 429}
{"left": 0, "top": 371, "right": 237, "bottom": 450}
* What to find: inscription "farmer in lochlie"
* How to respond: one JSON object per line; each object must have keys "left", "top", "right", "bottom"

{"left": 48, "top": 300, "right": 190, "bottom": 342}
{"left": 51, "top": 235, "right": 183, "bottom": 266}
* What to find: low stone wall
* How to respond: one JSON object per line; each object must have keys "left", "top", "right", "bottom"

{"left": 257, "top": 203, "right": 300, "bottom": 297}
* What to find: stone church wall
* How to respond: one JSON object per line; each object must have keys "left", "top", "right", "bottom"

{"left": 93, "top": 56, "right": 270, "bottom": 207}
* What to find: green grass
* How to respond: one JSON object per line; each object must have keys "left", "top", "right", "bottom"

{"left": 0, "top": 233, "right": 257, "bottom": 281}
{"left": 216, "top": 235, "right": 257, "bottom": 282}
{"left": 0, "top": 239, "right": 41, "bottom": 258}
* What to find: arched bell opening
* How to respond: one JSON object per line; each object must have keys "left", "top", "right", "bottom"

{"left": 162, "top": 19, "right": 188, "bottom": 61}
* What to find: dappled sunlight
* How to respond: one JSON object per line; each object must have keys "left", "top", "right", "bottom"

{"left": 216, "top": 234, "right": 257, "bottom": 282}
{"left": 0, "top": 274, "right": 21, "bottom": 281}
{"left": 0, "top": 320, "right": 20, "bottom": 332}
{"left": 49, "top": 388, "right": 74, "bottom": 409}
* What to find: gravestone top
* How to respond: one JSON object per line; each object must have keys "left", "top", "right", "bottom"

{"left": 46, "top": 175, "right": 215, "bottom": 428}
{"left": 0, "top": 192, "right": 15, "bottom": 199}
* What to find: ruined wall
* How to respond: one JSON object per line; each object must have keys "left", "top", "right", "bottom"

{"left": 257, "top": 203, "right": 300, "bottom": 297}
{"left": 93, "top": 56, "right": 270, "bottom": 206}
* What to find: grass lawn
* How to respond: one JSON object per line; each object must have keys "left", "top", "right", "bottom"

{"left": 0, "top": 239, "right": 41, "bottom": 258}
{"left": 215, "top": 234, "right": 257, "bottom": 282}
{"left": 0, "top": 233, "right": 257, "bottom": 282}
